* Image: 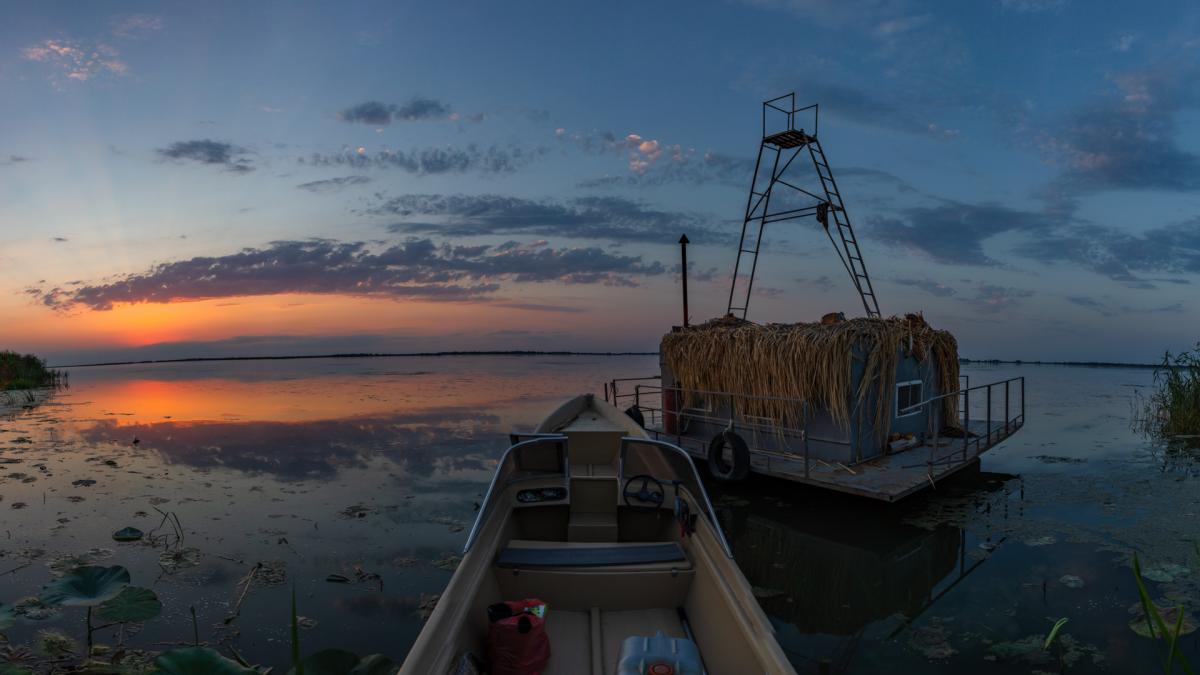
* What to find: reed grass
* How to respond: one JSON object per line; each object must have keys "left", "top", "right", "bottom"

{"left": 0, "top": 351, "right": 63, "bottom": 390}
{"left": 661, "top": 314, "right": 959, "bottom": 444}
{"left": 1135, "top": 343, "right": 1200, "bottom": 442}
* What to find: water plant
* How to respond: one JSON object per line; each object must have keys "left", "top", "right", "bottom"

{"left": 1132, "top": 552, "right": 1195, "bottom": 674}
{"left": 0, "top": 351, "right": 64, "bottom": 391}
{"left": 1043, "top": 617, "right": 1069, "bottom": 672}
{"left": 38, "top": 565, "right": 161, "bottom": 649}
{"left": 1135, "top": 343, "right": 1200, "bottom": 443}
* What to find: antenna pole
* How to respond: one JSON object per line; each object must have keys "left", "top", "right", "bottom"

{"left": 679, "top": 233, "right": 690, "bottom": 327}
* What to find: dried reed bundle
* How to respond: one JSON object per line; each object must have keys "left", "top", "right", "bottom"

{"left": 661, "top": 314, "right": 960, "bottom": 445}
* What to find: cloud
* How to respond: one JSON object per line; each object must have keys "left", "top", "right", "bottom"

{"left": 870, "top": 200, "right": 1061, "bottom": 265}
{"left": 1000, "top": 0, "right": 1066, "bottom": 11}
{"left": 377, "top": 193, "right": 730, "bottom": 245}
{"left": 1067, "top": 295, "right": 1185, "bottom": 317}
{"left": 301, "top": 144, "right": 540, "bottom": 175}
{"left": 1013, "top": 218, "right": 1200, "bottom": 284}
{"left": 777, "top": 81, "right": 960, "bottom": 138}
{"left": 798, "top": 275, "right": 836, "bottom": 291}
{"left": 29, "top": 238, "right": 667, "bottom": 311}
{"left": 296, "top": 175, "right": 371, "bottom": 193}
{"left": 894, "top": 277, "right": 957, "bottom": 297}
{"left": 338, "top": 98, "right": 451, "bottom": 125}
{"left": 20, "top": 38, "right": 127, "bottom": 84}
{"left": 961, "top": 283, "right": 1034, "bottom": 313}
{"left": 158, "top": 140, "right": 254, "bottom": 173}
{"left": 1037, "top": 65, "right": 1200, "bottom": 195}
{"left": 0, "top": 155, "right": 32, "bottom": 166}
{"left": 51, "top": 236, "right": 69, "bottom": 243}
{"left": 111, "top": 14, "right": 164, "bottom": 39}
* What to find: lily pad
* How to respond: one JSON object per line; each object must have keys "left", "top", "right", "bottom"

{"left": 40, "top": 565, "right": 130, "bottom": 607}
{"left": 1141, "top": 563, "right": 1190, "bottom": 584}
{"left": 286, "top": 649, "right": 397, "bottom": 675}
{"left": 112, "top": 527, "right": 144, "bottom": 542}
{"left": 153, "top": 647, "right": 258, "bottom": 675}
{"left": 1129, "top": 601, "right": 1198, "bottom": 638}
{"left": 96, "top": 586, "right": 162, "bottom": 623}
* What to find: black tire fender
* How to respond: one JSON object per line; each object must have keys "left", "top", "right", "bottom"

{"left": 707, "top": 430, "right": 750, "bottom": 481}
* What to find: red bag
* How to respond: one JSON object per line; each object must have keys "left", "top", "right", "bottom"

{"left": 486, "top": 599, "right": 551, "bottom": 675}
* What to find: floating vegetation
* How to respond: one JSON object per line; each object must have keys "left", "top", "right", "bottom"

{"left": 158, "top": 547, "right": 201, "bottom": 573}
{"left": 661, "top": 314, "right": 960, "bottom": 441}
{"left": 430, "top": 554, "right": 461, "bottom": 571}
{"left": 1135, "top": 343, "right": 1200, "bottom": 444}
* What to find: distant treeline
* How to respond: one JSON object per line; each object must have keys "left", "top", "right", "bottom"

{"left": 960, "top": 357, "right": 1174, "bottom": 370}
{"left": 0, "top": 351, "right": 65, "bottom": 390}
{"left": 57, "top": 350, "right": 660, "bottom": 368}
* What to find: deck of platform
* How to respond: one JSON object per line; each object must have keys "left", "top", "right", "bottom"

{"left": 649, "top": 417, "right": 1023, "bottom": 501}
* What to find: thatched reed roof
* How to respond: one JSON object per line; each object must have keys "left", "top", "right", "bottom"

{"left": 660, "top": 314, "right": 959, "bottom": 443}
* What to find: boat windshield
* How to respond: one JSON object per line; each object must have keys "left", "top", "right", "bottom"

{"left": 619, "top": 437, "right": 733, "bottom": 557}
{"left": 463, "top": 435, "right": 568, "bottom": 552}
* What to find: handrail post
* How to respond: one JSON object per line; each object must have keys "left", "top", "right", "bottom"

{"left": 1004, "top": 379, "right": 1010, "bottom": 436}
{"left": 927, "top": 399, "right": 935, "bottom": 470}
{"left": 1020, "top": 377, "right": 1025, "bottom": 425}
{"left": 986, "top": 385, "right": 992, "bottom": 449}
{"left": 803, "top": 400, "right": 810, "bottom": 479}
{"left": 963, "top": 388, "right": 970, "bottom": 462}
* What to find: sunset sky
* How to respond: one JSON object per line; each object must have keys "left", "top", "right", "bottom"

{"left": 2, "top": 0, "right": 1198, "bottom": 365}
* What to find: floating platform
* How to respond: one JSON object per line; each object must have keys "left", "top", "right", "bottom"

{"left": 646, "top": 418, "right": 1021, "bottom": 502}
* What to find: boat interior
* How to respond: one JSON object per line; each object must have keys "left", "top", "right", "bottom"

{"left": 415, "top": 394, "right": 788, "bottom": 675}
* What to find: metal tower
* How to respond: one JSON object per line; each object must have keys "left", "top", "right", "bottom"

{"left": 726, "top": 94, "right": 881, "bottom": 319}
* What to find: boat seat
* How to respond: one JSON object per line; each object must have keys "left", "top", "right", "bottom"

{"left": 497, "top": 540, "right": 687, "bottom": 570}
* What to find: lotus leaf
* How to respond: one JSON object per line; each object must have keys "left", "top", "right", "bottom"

{"left": 96, "top": 586, "right": 162, "bottom": 623}
{"left": 152, "top": 647, "right": 258, "bottom": 675}
{"left": 112, "top": 527, "right": 144, "bottom": 542}
{"left": 40, "top": 565, "right": 130, "bottom": 607}
{"left": 286, "top": 649, "right": 397, "bottom": 675}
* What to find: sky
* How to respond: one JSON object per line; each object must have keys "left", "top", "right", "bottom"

{"left": 1, "top": 0, "right": 1198, "bottom": 365}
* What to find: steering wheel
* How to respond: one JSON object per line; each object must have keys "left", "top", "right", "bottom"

{"left": 622, "top": 474, "right": 666, "bottom": 511}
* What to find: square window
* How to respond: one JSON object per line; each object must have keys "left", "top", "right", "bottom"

{"left": 896, "top": 380, "right": 923, "bottom": 418}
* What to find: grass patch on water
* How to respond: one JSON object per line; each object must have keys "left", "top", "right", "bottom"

{"left": 0, "top": 351, "right": 63, "bottom": 391}
{"left": 1135, "top": 343, "right": 1200, "bottom": 442}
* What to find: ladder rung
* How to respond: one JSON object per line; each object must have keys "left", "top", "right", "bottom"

{"left": 739, "top": 249, "right": 756, "bottom": 254}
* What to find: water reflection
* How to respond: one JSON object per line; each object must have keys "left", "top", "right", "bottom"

{"left": 77, "top": 410, "right": 500, "bottom": 480}
{"left": 713, "top": 468, "right": 1019, "bottom": 655}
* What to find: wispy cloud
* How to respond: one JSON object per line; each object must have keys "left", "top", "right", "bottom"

{"left": 894, "top": 277, "right": 957, "bottom": 297}
{"left": 20, "top": 38, "right": 128, "bottom": 85}
{"left": 338, "top": 98, "right": 451, "bottom": 125}
{"left": 870, "top": 200, "right": 1060, "bottom": 265}
{"left": 110, "top": 14, "right": 164, "bottom": 39}
{"left": 376, "top": 193, "right": 730, "bottom": 245}
{"left": 961, "top": 283, "right": 1034, "bottom": 313}
{"left": 0, "top": 155, "right": 32, "bottom": 166}
{"left": 296, "top": 175, "right": 371, "bottom": 193}
{"left": 29, "top": 238, "right": 667, "bottom": 311}
{"left": 158, "top": 140, "right": 254, "bottom": 173}
{"left": 1037, "top": 65, "right": 1200, "bottom": 195}
{"left": 301, "top": 144, "right": 540, "bottom": 175}
{"left": 999, "top": 0, "right": 1067, "bottom": 12}
{"left": 1067, "top": 295, "right": 1184, "bottom": 317}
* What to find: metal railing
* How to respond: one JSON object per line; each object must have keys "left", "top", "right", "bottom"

{"left": 762, "top": 93, "right": 819, "bottom": 139}
{"left": 898, "top": 376, "right": 1026, "bottom": 473}
{"left": 607, "top": 374, "right": 1026, "bottom": 482}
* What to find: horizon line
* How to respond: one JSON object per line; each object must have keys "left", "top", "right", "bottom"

{"left": 47, "top": 351, "right": 1171, "bottom": 370}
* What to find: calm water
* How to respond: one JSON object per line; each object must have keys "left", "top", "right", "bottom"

{"left": 0, "top": 356, "right": 1195, "bottom": 672}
